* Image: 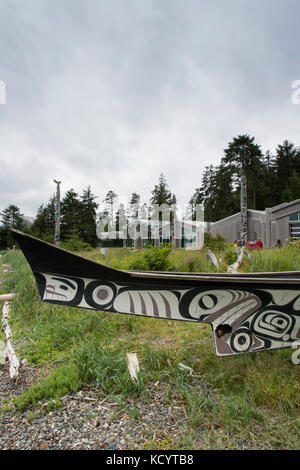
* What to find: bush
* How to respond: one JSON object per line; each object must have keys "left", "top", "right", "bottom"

{"left": 126, "top": 244, "right": 172, "bottom": 271}
{"left": 61, "top": 237, "right": 93, "bottom": 252}
{"left": 204, "top": 233, "right": 227, "bottom": 251}
{"left": 223, "top": 245, "right": 237, "bottom": 265}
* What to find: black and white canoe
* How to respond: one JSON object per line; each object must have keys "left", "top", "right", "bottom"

{"left": 11, "top": 229, "right": 300, "bottom": 357}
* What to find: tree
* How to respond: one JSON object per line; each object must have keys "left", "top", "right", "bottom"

{"left": 0, "top": 204, "right": 24, "bottom": 248}
{"left": 150, "top": 174, "right": 175, "bottom": 245}
{"left": 60, "top": 189, "right": 82, "bottom": 240}
{"left": 129, "top": 192, "right": 141, "bottom": 221}
{"left": 281, "top": 171, "right": 300, "bottom": 202}
{"left": 103, "top": 190, "right": 118, "bottom": 229}
{"left": 150, "top": 173, "right": 173, "bottom": 207}
{"left": 274, "top": 140, "right": 298, "bottom": 198}
{"left": 78, "top": 186, "right": 98, "bottom": 247}
{"left": 30, "top": 196, "right": 56, "bottom": 242}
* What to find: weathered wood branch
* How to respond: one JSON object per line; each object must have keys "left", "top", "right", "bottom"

{"left": 0, "top": 294, "right": 15, "bottom": 302}
{"left": 227, "top": 247, "right": 245, "bottom": 274}
{"left": 1, "top": 301, "right": 20, "bottom": 379}
{"left": 126, "top": 352, "right": 139, "bottom": 382}
{"left": 207, "top": 250, "right": 219, "bottom": 269}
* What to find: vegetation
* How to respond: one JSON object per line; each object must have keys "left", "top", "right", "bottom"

{"left": 190, "top": 137, "right": 300, "bottom": 222}
{"left": 1, "top": 243, "right": 299, "bottom": 450}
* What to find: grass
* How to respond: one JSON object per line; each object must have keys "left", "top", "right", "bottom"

{"left": 0, "top": 243, "right": 299, "bottom": 449}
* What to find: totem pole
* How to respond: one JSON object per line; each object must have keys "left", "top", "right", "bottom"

{"left": 53, "top": 179, "right": 61, "bottom": 247}
{"left": 240, "top": 168, "right": 247, "bottom": 243}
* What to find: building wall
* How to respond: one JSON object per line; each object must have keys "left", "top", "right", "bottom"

{"left": 209, "top": 210, "right": 265, "bottom": 244}
{"left": 208, "top": 199, "right": 300, "bottom": 247}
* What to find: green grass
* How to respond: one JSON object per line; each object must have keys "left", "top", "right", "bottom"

{"left": 1, "top": 245, "right": 300, "bottom": 449}
{"left": 14, "top": 363, "right": 81, "bottom": 411}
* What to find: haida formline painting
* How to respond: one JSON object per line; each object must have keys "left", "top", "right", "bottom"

{"left": 11, "top": 230, "right": 300, "bottom": 358}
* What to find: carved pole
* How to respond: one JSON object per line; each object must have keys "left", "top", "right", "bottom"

{"left": 53, "top": 179, "right": 61, "bottom": 247}
{"left": 240, "top": 167, "right": 247, "bottom": 243}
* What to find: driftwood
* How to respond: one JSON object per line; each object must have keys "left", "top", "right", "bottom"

{"left": 291, "top": 341, "right": 300, "bottom": 365}
{"left": 126, "top": 352, "right": 139, "bottom": 382}
{"left": 207, "top": 250, "right": 219, "bottom": 269}
{"left": 227, "top": 247, "right": 245, "bottom": 274}
{"left": 0, "top": 294, "right": 15, "bottom": 302}
{"left": 1, "top": 300, "right": 20, "bottom": 379}
{"left": 178, "top": 362, "right": 193, "bottom": 375}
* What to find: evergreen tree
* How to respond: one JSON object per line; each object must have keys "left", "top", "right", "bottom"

{"left": 188, "top": 188, "right": 202, "bottom": 220}
{"left": 150, "top": 174, "right": 175, "bottom": 244}
{"left": 274, "top": 140, "right": 298, "bottom": 198}
{"left": 281, "top": 171, "right": 300, "bottom": 202}
{"left": 103, "top": 190, "right": 118, "bottom": 229}
{"left": 30, "top": 196, "right": 55, "bottom": 242}
{"left": 150, "top": 173, "right": 173, "bottom": 207}
{"left": 78, "top": 186, "right": 98, "bottom": 247}
{"left": 129, "top": 192, "right": 141, "bottom": 220}
{"left": 0, "top": 204, "right": 24, "bottom": 248}
{"left": 60, "top": 189, "right": 82, "bottom": 240}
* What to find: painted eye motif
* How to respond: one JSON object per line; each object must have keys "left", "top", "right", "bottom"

{"left": 84, "top": 281, "right": 117, "bottom": 309}
{"left": 92, "top": 285, "right": 115, "bottom": 305}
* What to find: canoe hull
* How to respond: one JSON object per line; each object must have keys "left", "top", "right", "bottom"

{"left": 11, "top": 230, "right": 300, "bottom": 357}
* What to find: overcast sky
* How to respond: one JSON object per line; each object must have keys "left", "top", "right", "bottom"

{"left": 1, "top": 0, "right": 300, "bottom": 217}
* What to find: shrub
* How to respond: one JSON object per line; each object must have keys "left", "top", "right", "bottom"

{"left": 126, "top": 244, "right": 172, "bottom": 271}
{"left": 61, "top": 237, "right": 93, "bottom": 252}
{"left": 223, "top": 245, "right": 237, "bottom": 265}
{"left": 204, "top": 233, "right": 227, "bottom": 251}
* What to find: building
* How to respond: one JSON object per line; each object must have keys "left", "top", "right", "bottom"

{"left": 97, "top": 198, "right": 300, "bottom": 249}
{"left": 208, "top": 198, "right": 300, "bottom": 247}
{"left": 97, "top": 219, "right": 205, "bottom": 249}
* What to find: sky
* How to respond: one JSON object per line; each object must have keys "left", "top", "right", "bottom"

{"left": 1, "top": 0, "right": 300, "bottom": 217}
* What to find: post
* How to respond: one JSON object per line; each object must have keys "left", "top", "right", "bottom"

{"left": 240, "top": 169, "right": 247, "bottom": 243}
{"left": 53, "top": 180, "right": 61, "bottom": 247}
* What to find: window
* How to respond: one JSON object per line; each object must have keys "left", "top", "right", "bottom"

{"left": 289, "top": 212, "right": 299, "bottom": 221}
{"left": 290, "top": 223, "right": 300, "bottom": 239}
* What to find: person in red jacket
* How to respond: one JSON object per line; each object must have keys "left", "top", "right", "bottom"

{"left": 256, "top": 238, "right": 263, "bottom": 249}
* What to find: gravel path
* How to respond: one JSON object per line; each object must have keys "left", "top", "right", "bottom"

{"left": 0, "top": 363, "right": 187, "bottom": 450}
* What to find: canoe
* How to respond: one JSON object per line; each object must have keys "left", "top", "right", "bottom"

{"left": 11, "top": 229, "right": 300, "bottom": 357}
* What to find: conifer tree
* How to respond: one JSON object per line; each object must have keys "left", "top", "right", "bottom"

{"left": 0, "top": 204, "right": 24, "bottom": 248}
{"left": 30, "top": 196, "right": 55, "bottom": 242}
{"left": 60, "top": 189, "right": 82, "bottom": 240}
{"left": 79, "top": 186, "right": 98, "bottom": 247}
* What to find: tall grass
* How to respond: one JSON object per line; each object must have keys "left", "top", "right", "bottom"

{"left": 246, "top": 245, "right": 300, "bottom": 272}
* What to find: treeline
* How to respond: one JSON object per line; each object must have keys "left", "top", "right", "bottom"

{"left": 1, "top": 134, "right": 300, "bottom": 249}
{"left": 0, "top": 174, "right": 176, "bottom": 249}
{"left": 189, "top": 135, "right": 300, "bottom": 222}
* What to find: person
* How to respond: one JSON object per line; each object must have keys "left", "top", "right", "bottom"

{"left": 256, "top": 238, "right": 263, "bottom": 249}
